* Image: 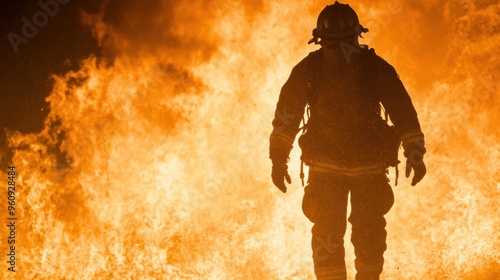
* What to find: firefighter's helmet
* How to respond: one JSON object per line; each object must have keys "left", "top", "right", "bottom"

{"left": 309, "top": 1, "right": 368, "bottom": 44}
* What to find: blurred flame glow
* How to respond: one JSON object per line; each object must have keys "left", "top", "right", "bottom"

{"left": 1, "top": 0, "right": 499, "bottom": 279}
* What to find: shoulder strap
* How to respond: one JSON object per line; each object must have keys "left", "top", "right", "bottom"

{"left": 305, "top": 50, "right": 322, "bottom": 110}
{"left": 360, "top": 47, "right": 400, "bottom": 184}
{"left": 359, "top": 47, "right": 390, "bottom": 120}
{"left": 299, "top": 50, "right": 322, "bottom": 187}
{"left": 360, "top": 47, "right": 379, "bottom": 99}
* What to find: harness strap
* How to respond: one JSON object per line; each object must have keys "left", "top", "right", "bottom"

{"left": 300, "top": 159, "right": 305, "bottom": 187}
{"left": 299, "top": 51, "right": 322, "bottom": 187}
{"left": 299, "top": 47, "right": 400, "bottom": 186}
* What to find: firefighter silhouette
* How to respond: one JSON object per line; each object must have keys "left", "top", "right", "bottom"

{"left": 269, "top": 2, "right": 426, "bottom": 279}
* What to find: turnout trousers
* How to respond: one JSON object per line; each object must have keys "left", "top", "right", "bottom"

{"left": 302, "top": 171, "right": 394, "bottom": 280}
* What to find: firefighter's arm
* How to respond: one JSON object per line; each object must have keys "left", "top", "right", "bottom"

{"left": 269, "top": 62, "right": 308, "bottom": 192}
{"left": 376, "top": 60, "right": 426, "bottom": 186}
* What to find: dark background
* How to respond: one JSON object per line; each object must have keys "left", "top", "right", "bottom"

{"left": 0, "top": 0, "right": 103, "bottom": 164}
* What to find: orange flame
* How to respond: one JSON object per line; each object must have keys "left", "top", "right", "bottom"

{"left": 1, "top": 0, "right": 499, "bottom": 279}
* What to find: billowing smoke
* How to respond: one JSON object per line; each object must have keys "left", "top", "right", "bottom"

{"left": 1, "top": 0, "right": 499, "bottom": 279}
{"left": 81, "top": 0, "right": 219, "bottom": 64}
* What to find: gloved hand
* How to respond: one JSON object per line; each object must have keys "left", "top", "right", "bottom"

{"left": 405, "top": 150, "right": 426, "bottom": 186}
{"left": 271, "top": 162, "right": 292, "bottom": 193}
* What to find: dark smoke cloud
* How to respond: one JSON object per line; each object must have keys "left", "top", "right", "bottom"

{"left": 0, "top": 0, "right": 101, "bottom": 167}
{"left": 82, "top": 0, "right": 222, "bottom": 64}
{"left": 0, "top": 0, "right": 224, "bottom": 164}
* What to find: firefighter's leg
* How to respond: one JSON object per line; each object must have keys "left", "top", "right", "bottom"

{"left": 304, "top": 173, "right": 350, "bottom": 280}
{"left": 348, "top": 173, "right": 394, "bottom": 280}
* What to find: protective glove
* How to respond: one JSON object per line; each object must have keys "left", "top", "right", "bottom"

{"left": 405, "top": 150, "right": 426, "bottom": 186}
{"left": 271, "top": 162, "right": 292, "bottom": 193}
